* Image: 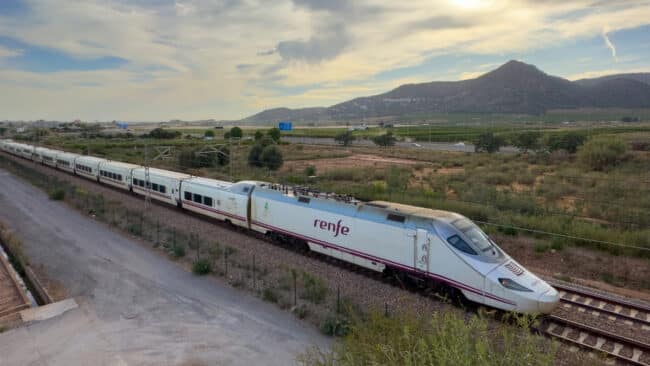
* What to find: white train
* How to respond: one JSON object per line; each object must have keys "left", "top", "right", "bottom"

{"left": 0, "top": 139, "right": 559, "bottom": 313}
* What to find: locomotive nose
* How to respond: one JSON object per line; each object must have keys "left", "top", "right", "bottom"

{"left": 537, "top": 287, "right": 560, "bottom": 313}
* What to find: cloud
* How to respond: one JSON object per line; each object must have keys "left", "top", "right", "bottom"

{"left": 459, "top": 71, "right": 485, "bottom": 80}
{"left": 276, "top": 24, "right": 349, "bottom": 63}
{"left": 0, "top": 0, "right": 649, "bottom": 121}
{"left": 601, "top": 27, "right": 618, "bottom": 62}
{"left": 0, "top": 45, "right": 22, "bottom": 58}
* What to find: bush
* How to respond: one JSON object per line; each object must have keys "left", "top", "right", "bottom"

{"left": 578, "top": 136, "right": 627, "bottom": 171}
{"left": 320, "top": 313, "right": 351, "bottom": 337}
{"left": 248, "top": 144, "right": 265, "bottom": 167}
{"left": 474, "top": 132, "right": 504, "bottom": 153}
{"left": 551, "top": 238, "right": 565, "bottom": 251}
{"left": 146, "top": 128, "right": 180, "bottom": 139}
{"left": 512, "top": 131, "right": 541, "bottom": 153}
{"left": 262, "top": 288, "right": 280, "bottom": 303}
{"left": 260, "top": 145, "right": 284, "bottom": 171}
{"left": 372, "top": 132, "right": 396, "bottom": 147}
{"left": 172, "top": 244, "right": 186, "bottom": 258}
{"left": 334, "top": 131, "right": 356, "bottom": 146}
{"left": 229, "top": 126, "right": 243, "bottom": 138}
{"left": 534, "top": 242, "right": 549, "bottom": 253}
{"left": 301, "top": 272, "right": 328, "bottom": 304}
{"left": 304, "top": 165, "right": 316, "bottom": 176}
{"left": 267, "top": 127, "right": 281, "bottom": 143}
{"left": 49, "top": 188, "right": 65, "bottom": 200}
{"left": 545, "top": 132, "right": 586, "bottom": 153}
{"left": 192, "top": 258, "right": 212, "bottom": 275}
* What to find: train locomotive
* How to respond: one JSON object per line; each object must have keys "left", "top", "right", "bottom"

{"left": 0, "top": 139, "right": 559, "bottom": 313}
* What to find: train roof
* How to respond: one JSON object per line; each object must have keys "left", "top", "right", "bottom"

{"left": 100, "top": 161, "right": 142, "bottom": 169}
{"left": 363, "top": 201, "right": 463, "bottom": 223}
{"left": 184, "top": 176, "right": 233, "bottom": 190}
{"left": 76, "top": 155, "right": 108, "bottom": 163}
{"left": 132, "top": 167, "right": 191, "bottom": 179}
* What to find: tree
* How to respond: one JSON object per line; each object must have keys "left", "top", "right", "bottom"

{"left": 372, "top": 132, "right": 396, "bottom": 147}
{"left": 0, "top": 127, "right": 5, "bottom": 136}
{"left": 578, "top": 136, "right": 627, "bottom": 171}
{"left": 334, "top": 131, "right": 356, "bottom": 146}
{"left": 254, "top": 130, "right": 264, "bottom": 141}
{"left": 260, "top": 145, "right": 284, "bottom": 171}
{"left": 267, "top": 127, "right": 281, "bottom": 143}
{"left": 248, "top": 144, "right": 265, "bottom": 167}
{"left": 204, "top": 129, "right": 215, "bottom": 138}
{"left": 229, "top": 126, "right": 243, "bottom": 139}
{"left": 216, "top": 146, "right": 230, "bottom": 166}
{"left": 147, "top": 128, "right": 181, "bottom": 139}
{"left": 474, "top": 132, "right": 504, "bottom": 153}
{"left": 545, "top": 132, "right": 586, "bottom": 153}
{"left": 512, "top": 131, "right": 540, "bottom": 153}
{"left": 178, "top": 149, "right": 218, "bottom": 168}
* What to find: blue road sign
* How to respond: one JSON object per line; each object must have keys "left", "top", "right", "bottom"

{"left": 278, "top": 121, "right": 292, "bottom": 131}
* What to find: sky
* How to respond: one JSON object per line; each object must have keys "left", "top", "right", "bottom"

{"left": 0, "top": 0, "right": 649, "bottom": 122}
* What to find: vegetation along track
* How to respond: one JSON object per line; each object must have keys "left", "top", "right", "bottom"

{"left": 540, "top": 280, "right": 650, "bottom": 365}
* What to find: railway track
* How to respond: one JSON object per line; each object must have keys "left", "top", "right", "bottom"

{"left": 539, "top": 280, "right": 650, "bottom": 365}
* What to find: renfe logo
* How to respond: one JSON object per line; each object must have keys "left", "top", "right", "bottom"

{"left": 314, "top": 219, "right": 350, "bottom": 237}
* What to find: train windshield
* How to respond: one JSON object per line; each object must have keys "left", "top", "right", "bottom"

{"left": 451, "top": 219, "right": 501, "bottom": 257}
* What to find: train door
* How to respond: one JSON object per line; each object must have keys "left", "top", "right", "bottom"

{"left": 414, "top": 228, "right": 430, "bottom": 272}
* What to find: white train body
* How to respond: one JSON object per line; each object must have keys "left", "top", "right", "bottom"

{"left": 54, "top": 152, "right": 79, "bottom": 173}
{"left": 40, "top": 148, "right": 61, "bottom": 167}
{"left": 99, "top": 161, "right": 141, "bottom": 190}
{"left": 180, "top": 178, "right": 250, "bottom": 226}
{"left": 0, "top": 139, "right": 559, "bottom": 314}
{"left": 131, "top": 168, "right": 189, "bottom": 206}
{"left": 74, "top": 156, "right": 107, "bottom": 181}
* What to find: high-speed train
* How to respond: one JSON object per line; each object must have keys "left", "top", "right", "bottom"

{"left": 0, "top": 139, "right": 559, "bottom": 313}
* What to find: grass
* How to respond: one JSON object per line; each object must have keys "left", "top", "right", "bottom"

{"left": 48, "top": 188, "right": 65, "bottom": 200}
{"left": 299, "top": 311, "right": 559, "bottom": 366}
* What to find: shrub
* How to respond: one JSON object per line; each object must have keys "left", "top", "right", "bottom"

{"left": 545, "top": 131, "right": 586, "bottom": 153}
{"left": 49, "top": 188, "right": 65, "bottom": 200}
{"left": 304, "top": 165, "right": 316, "bottom": 176}
{"left": 334, "top": 131, "right": 356, "bottom": 146}
{"left": 262, "top": 288, "right": 280, "bottom": 303}
{"left": 192, "top": 258, "right": 212, "bottom": 275}
{"left": 578, "top": 136, "right": 627, "bottom": 171}
{"left": 474, "top": 132, "right": 504, "bottom": 153}
{"left": 267, "top": 127, "right": 281, "bottom": 142}
{"left": 248, "top": 144, "right": 265, "bottom": 167}
{"left": 372, "top": 132, "right": 396, "bottom": 147}
{"left": 551, "top": 237, "right": 566, "bottom": 251}
{"left": 512, "top": 131, "right": 541, "bottom": 153}
{"left": 320, "top": 313, "right": 351, "bottom": 337}
{"left": 229, "top": 126, "right": 243, "bottom": 138}
{"left": 301, "top": 272, "right": 328, "bottom": 304}
{"left": 172, "top": 244, "right": 186, "bottom": 258}
{"left": 534, "top": 242, "right": 549, "bottom": 253}
{"left": 260, "top": 145, "right": 284, "bottom": 171}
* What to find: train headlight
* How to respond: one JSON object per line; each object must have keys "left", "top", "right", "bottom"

{"left": 498, "top": 278, "right": 532, "bottom": 292}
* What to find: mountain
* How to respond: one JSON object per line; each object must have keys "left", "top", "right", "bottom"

{"left": 240, "top": 61, "right": 650, "bottom": 123}
{"left": 575, "top": 73, "right": 650, "bottom": 87}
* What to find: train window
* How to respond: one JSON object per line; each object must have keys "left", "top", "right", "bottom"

{"left": 447, "top": 235, "right": 477, "bottom": 255}
{"left": 152, "top": 183, "right": 159, "bottom": 191}
{"left": 204, "top": 197, "right": 213, "bottom": 206}
{"left": 387, "top": 214, "right": 406, "bottom": 223}
{"left": 184, "top": 191, "right": 192, "bottom": 200}
{"left": 193, "top": 193, "right": 202, "bottom": 203}
{"left": 242, "top": 187, "right": 250, "bottom": 193}
{"left": 118, "top": 174, "right": 122, "bottom": 181}
{"left": 160, "top": 185, "right": 166, "bottom": 194}
{"left": 298, "top": 196, "right": 310, "bottom": 204}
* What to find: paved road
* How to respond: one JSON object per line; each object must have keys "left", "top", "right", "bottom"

{"left": 284, "top": 136, "right": 519, "bottom": 153}
{"left": 0, "top": 170, "right": 328, "bottom": 366}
